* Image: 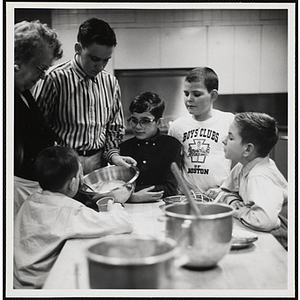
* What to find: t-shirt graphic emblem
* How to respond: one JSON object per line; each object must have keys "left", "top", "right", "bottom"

{"left": 188, "top": 139, "right": 210, "bottom": 163}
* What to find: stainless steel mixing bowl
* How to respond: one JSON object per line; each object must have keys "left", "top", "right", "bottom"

{"left": 162, "top": 202, "right": 234, "bottom": 268}
{"left": 86, "top": 234, "right": 178, "bottom": 289}
{"left": 79, "top": 165, "right": 139, "bottom": 203}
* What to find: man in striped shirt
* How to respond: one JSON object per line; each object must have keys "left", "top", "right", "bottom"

{"left": 33, "top": 18, "right": 136, "bottom": 174}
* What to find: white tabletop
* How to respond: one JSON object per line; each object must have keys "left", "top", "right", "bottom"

{"left": 43, "top": 201, "right": 289, "bottom": 294}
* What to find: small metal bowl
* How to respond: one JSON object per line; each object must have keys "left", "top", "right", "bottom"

{"left": 163, "top": 192, "right": 213, "bottom": 205}
{"left": 163, "top": 195, "right": 184, "bottom": 205}
{"left": 181, "top": 192, "right": 213, "bottom": 203}
{"left": 79, "top": 165, "right": 139, "bottom": 204}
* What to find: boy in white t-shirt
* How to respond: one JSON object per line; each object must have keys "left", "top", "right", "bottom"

{"left": 168, "top": 67, "right": 234, "bottom": 193}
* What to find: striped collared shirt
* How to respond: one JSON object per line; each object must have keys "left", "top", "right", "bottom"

{"left": 33, "top": 56, "right": 125, "bottom": 162}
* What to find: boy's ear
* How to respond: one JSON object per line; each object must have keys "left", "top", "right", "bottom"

{"left": 156, "top": 118, "right": 163, "bottom": 127}
{"left": 75, "top": 43, "right": 83, "bottom": 55}
{"left": 243, "top": 143, "right": 255, "bottom": 157}
{"left": 210, "top": 89, "right": 218, "bottom": 102}
{"left": 68, "top": 177, "right": 77, "bottom": 192}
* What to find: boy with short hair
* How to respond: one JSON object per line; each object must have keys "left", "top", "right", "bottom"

{"left": 120, "top": 92, "right": 182, "bottom": 203}
{"left": 33, "top": 18, "right": 136, "bottom": 175}
{"left": 206, "top": 112, "right": 288, "bottom": 249}
{"left": 14, "top": 146, "right": 133, "bottom": 289}
{"left": 168, "top": 67, "right": 234, "bottom": 193}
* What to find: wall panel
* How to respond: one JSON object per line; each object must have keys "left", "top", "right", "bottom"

{"left": 234, "top": 26, "right": 261, "bottom": 93}
{"left": 207, "top": 26, "right": 235, "bottom": 94}
{"left": 114, "top": 28, "right": 160, "bottom": 69}
{"left": 261, "top": 25, "right": 288, "bottom": 93}
{"left": 15, "top": 8, "right": 288, "bottom": 94}
{"left": 161, "top": 27, "right": 207, "bottom": 68}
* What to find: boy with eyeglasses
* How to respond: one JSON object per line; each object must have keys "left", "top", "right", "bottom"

{"left": 120, "top": 92, "right": 182, "bottom": 203}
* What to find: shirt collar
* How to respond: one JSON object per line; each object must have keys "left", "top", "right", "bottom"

{"left": 135, "top": 129, "right": 162, "bottom": 144}
{"left": 150, "top": 129, "right": 162, "bottom": 142}
{"left": 71, "top": 55, "right": 97, "bottom": 82}
{"left": 241, "top": 156, "right": 269, "bottom": 177}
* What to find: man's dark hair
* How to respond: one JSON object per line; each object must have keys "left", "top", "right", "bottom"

{"left": 77, "top": 18, "right": 117, "bottom": 48}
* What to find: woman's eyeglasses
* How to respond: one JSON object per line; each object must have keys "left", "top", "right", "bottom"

{"left": 33, "top": 62, "right": 49, "bottom": 76}
{"left": 127, "top": 117, "right": 156, "bottom": 128}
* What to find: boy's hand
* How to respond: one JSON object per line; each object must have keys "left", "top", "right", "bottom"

{"left": 230, "top": 200, "right": 245, "bottom": 210}
{"left": 205, "top": 187, "right": 222, "bottom": 199}
{"left": 111, "top": 155, "right": 137, "bottom": 168}
{"left": 229, "top": 200, "right": 245, "bottom": 218}
{"left": 107, "top": 200, "right": 124, "bottom": 211}
{"left": 128, "top": 186, "right": 164, "bottom": 203}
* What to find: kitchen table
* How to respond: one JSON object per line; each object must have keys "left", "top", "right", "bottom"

{"left": 42, "top": 201, "right": 291, "bottom": 296}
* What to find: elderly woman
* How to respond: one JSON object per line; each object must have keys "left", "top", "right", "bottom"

{"left": 14, "top": 20, "right": 63, "bottom": 216}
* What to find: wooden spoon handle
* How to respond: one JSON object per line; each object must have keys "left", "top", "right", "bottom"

{"left": 171, "top": 162, "right": 201, "bottom": 216}
{"left": 82, "top": 181, "right": 96, "bottom": 192}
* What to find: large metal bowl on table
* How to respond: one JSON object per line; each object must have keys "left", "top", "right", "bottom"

{"left": 79, "top": 165, "right": 139, "bottom": 204}
{"left": 86, "top": 234, "right": 178, "bottom": 289}
{"left": 162, "top": 202, "right": 234, "bottom": 268}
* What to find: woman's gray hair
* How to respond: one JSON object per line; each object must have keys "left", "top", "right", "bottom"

{"left": 14, "top": 20, "right": 63, "bottom": 63}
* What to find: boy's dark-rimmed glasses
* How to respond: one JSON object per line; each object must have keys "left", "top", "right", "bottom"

{"left": 127, "top": 117, "right": 156, "bottom": 128}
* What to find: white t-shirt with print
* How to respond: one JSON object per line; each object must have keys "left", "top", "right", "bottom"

{"left": 168, "top": 109, "right": 234, "bottom": 193}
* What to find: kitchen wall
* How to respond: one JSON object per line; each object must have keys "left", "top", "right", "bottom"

{"left": 15, "top": 8, "right": 288, "bottom": 114}
{"left": 50, "top": 9, "right": 288, "bottom": 95}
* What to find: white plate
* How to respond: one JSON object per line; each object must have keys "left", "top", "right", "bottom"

{"left": 231, "top": 230, "right": 258, "bottom": 249}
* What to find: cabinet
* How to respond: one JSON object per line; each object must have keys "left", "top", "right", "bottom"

{"left": 114, "top": 25, "right": 287, "bottom": 94}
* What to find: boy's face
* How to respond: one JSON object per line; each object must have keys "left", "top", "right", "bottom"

{"left": 183, "top": 81, "right": 215, "bottom": 121}
{"left": 222, "top": 121, "right": 246, "bottom": 162}
{"left": 76, "top": 42, "right": 114, "bottom": 77}
{"left": 128, "top": 112, "right": 158, "bottom": 140}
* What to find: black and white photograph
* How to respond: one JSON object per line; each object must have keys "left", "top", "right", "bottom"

{"left": 4, "top": 1, "right": 296, "bottom": 298}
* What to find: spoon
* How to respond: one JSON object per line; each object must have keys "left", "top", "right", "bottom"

{"left": 82, "top": 181, "right": 96, "bottom": 193}
{"left": 171, "top": 162, "right": 201, "bottom": 216}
